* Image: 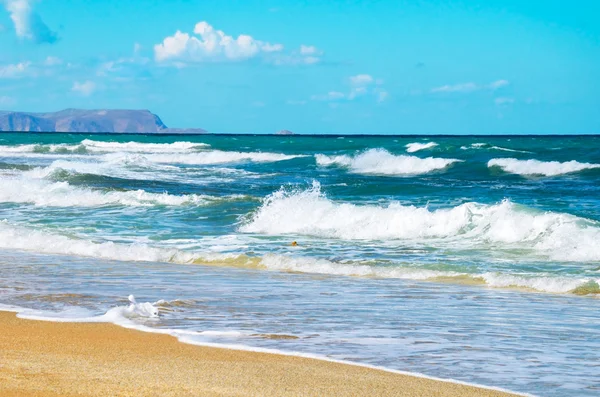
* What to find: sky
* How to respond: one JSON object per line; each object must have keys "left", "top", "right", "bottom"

{"left": 0, "top": 0, "right": 599, "bottom": 134}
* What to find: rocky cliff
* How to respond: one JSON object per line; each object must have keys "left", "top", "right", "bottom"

{"left": 0, "top": 109, "right": 206, "bottom": 133}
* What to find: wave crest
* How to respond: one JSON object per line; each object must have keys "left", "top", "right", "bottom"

{"left": 405, "top": 142, "right": 438, "bottom": 153}
{"left": 241, "top": 182, "right": 600, "bottom": 262}
{"left": 488, "top": 158, "right": 600, "bottom": 176}
{"left": 315, "top": 149, "right": 460, "bottom": 175}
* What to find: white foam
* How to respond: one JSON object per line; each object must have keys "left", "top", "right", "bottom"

{"left": 116, "top": 150, "right": 303, "bottom": 165}
{"left": 0, "top": 176, "right": 214, "bottom": 207}
{"left": 0, "top": 301, "right": 532, "bottom": 396}
{"left": 480, "top": 273, "right": 600, "bottom": 294}
{"left": 488, "top": 158, "right": 600, "bottom": 176}
{"left": 80, "top": 139, "right": 209, "bottom": 153}
{"left": 0, "top": 143, "right": 81, "bottom": 154}
{"left": 0, "top": 220, "right": 233, "bottom": 263}
{"left": 260, "top": 254, "right": 600, "bottom": 294}
{"left": 0, "top": 216, "right": 596, "bottom": 295}
{"left": 315, "top": 149, "right": 460, "bottom": 175}
{"left": 241, "top": 182, "right": 600, "bottom": 262}
{"left": 461, "top": 143, "right": 532, "bottom": 153}
{"left": 405, "top": 142, "right": 438, "bottom": 153}
{"left": 260, "top": 254, "right": 460, "bottom": 279}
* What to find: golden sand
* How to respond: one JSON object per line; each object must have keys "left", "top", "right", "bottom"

{"left": 0, "top": 311, "right": 518, "bottom": 397}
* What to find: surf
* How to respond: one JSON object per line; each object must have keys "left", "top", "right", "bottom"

{"left": 315, "top": 148, "right": 460, "bottom": 175}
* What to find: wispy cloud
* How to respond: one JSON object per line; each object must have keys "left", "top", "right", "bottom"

{"left": 311, "top": 91, "right": 345, "bottom": 101}
{"left": 0, "top": 61, "right": 31, "bottom": 78}
{"left": 271, "top": 45, "right": 323, "bottom": 65}
{"left": 311, "top": 74, "right": 388, "bottom": 103}
{"left": 72, "top": 80, "right": 96, "bottom": 96}
{"left": 431, "top": 80, "right": 509, "bottom": 93}
{"left": 0, "top": 95, "right": 16, "bottom": 106}
{"left": 494, "top": 97, "right": 514, "bottom": 105}
{"left": 2, "top": 0, "right": 58, "bottom": 43}
{"left": 43, "top": 56, "right": 62, "bottom": 66}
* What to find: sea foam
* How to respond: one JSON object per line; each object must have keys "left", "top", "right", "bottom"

{"left": 80, "top": 139, "right": 209, "bottom": 153}
{"left": 241, "top": 182, "right": 600, "bottom": 262}
{"left": 488, "top": 158, "right": 600, "bottom": 176}
{"left": 405, "top": 142, "right": 438, "bottom": 153}
{"left": 315, "top": 148, "right": 460, "bottom": 175}
{"left": 0, "top": 177, "right": 215, "bottom": 207}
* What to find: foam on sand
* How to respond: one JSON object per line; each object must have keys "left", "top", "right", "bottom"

{"left": 315, "top": 149, "right": 460, "bottom": 175}
{"left": 488, "top": 158, "right": 600, "bottom": 176}
{"left": 0, "top": 306, "right": 530, "bottom": 397}
{"left": 405, "top": 142, "right": 438, "bottom": 153}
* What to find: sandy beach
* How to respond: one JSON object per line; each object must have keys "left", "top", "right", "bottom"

{"left": 0, "top": 311, "right": 520, "bottom": 397}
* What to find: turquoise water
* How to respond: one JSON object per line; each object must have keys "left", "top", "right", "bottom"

{"left": 0, "top": 133, "right": 599, "bottom": 396}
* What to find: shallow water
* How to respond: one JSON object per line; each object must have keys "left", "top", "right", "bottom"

{"left": 0, "top": 133, "right": 599, "bottom": 396}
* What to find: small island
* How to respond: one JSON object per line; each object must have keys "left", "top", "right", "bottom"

{"left": 0, "top": 109, "right": 206, "bottom": 134}
{"left": 276, "top": 129, "right": 295, "bottom": 135}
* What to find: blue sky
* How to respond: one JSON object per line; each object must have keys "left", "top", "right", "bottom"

{"left": 0, "top": 0, "right": 599, "bottom": 134}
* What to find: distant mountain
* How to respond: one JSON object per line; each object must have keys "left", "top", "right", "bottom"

{"left": 0, "top": 109, "right": 207, "bottom": 133}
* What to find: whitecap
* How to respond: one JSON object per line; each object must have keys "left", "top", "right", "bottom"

{"left": 315, "top": 148, "right": 460, "bottom": 176}
{"left": 488, "top": 158, "right": 600, "bottom": 176}
{"left": 240, "top": 182, "right": 600, "bottom": 262}
{"left": 405, "top": 142, "right": 438, "bottom": 153}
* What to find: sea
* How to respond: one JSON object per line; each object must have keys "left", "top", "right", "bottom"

{"left": 0, "top": 133, "right": 599, "bottom": 396}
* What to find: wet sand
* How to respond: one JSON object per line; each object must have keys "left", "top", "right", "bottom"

{"left": 0, "top": 311, "right": 519, "bottom": 397}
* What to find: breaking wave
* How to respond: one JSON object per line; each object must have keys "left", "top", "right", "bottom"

{"left": 0, "top": 177, "right": 220, "bottom": 207}
{"left": 315, "top": 149, "right": 461, "bottom": 175}
{"left": 121, "top": 150, "right": 304, "bottom": 165}
{"left": 488, "top": 158, "right": 600, "bottom": 176}
{"left": 1, "top": 213, "right": 599, "bottom": 296}
{"left": 0, "top": 141, "right": 300, "bottom": 166}
{"left": 0, "top": 140, "right": 209, "bottom": 155}
{"left": 405, "top": 142, "right": 438, "bottom": 153}
{"left": 0, "top": 219, "right": 598, "bottom": 294}
{"left": 80, "top": 139, "right": 209, "bottom": 153}
{"left": 241, "top": 182, "right": 600, "bottom": 262}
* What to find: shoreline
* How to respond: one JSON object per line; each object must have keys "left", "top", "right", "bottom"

{"left": 0, "top": 310, "right": 524, "bottom": 397}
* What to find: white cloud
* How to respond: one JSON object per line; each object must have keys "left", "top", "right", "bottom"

{"left": 71, "top": 80, "right": 96, "bottom": 96}
{"left": 0, "top": 61, "right": 30, "bottom": 78}
{"left": 154, "top": 21, "right": 283, "bottom": 63}
{"left": 349, "top": 74, "right": 374, "bottom": 86}
{"left": 261, "top": 43, "right": 284, "bottom": 52}
{"left": 312, "top": 74, "right": 385, "bottom": 103}
{"left": 348, "top": 74, "right": 378, "bottom": 99}
{"left": 0, "top": 95, "right": 16, "bottom": 106}
{"left": 431, "top": 80, "right": 510, "bottom": 93}
{"left": 489, "top": 79, "right": 509, "bottom": 90}
{"left": 376, "top": 89, "right": 389, "bottom": 103}
{"left": 43, "top": 56, "right": 61, "bottom": 66}
{"left": 133, "top": 42, "right": 142, "bottom": 53}
{"left": 300, "top": 45, "right": 320, "bottom": 55}
{"left": 431, "top": 82, "right": 479, "bottom": 93}
{"left": 311, "top": 91, "right": 346, "bottom": 101}
{"left": 495, "top": 97, "right": 514, "bottom": 105}
{"left": 2, "top": 0, "right": 57, "bottom": 43}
